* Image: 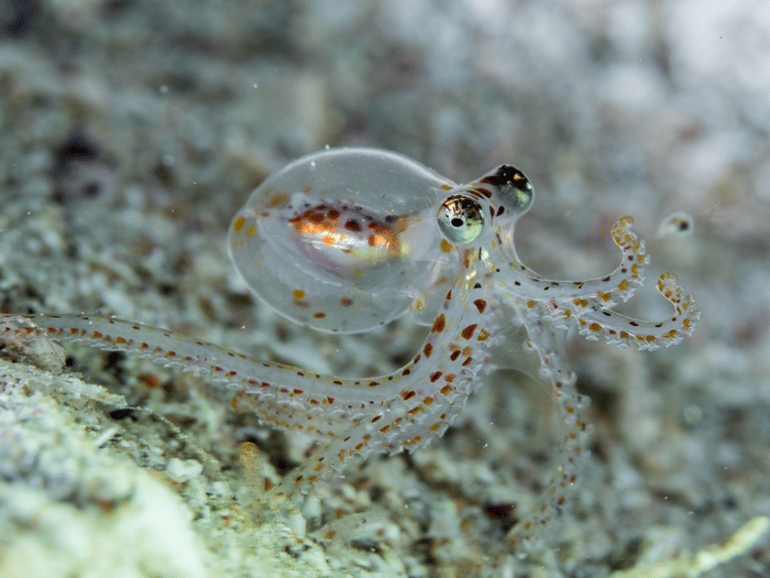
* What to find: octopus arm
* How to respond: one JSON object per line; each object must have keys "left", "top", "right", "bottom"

{"left": 563, "top": 272, "right": 700, "bottom": 351}
{"left": 501, "top": 216, "right": 648, "bottom": 307}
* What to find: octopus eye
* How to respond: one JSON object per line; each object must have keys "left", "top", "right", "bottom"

{"left": 437, "top": 195, "right": 484, "bottom": 244}
{"left": 482, "top": 165, "right": 534, "bottom": 214}
{"left": 499, "top": 166, "right": 534, "bottom": 212}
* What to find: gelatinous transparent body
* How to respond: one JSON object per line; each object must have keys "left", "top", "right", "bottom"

{"left": 228, "top": 148, "right": 456, "bottom": 333}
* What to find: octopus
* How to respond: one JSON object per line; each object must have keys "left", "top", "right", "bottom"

{"left": 2, "top": 147, "right": 698, "bottom": 555}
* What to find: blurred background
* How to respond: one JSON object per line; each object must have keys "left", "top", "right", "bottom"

{"left": 1, "top": 1, "right": 768, "bottom": 577}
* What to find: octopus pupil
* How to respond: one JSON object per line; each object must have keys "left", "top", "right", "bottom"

{"left": 451, "top": 217, "right": 464, "bottom": 227}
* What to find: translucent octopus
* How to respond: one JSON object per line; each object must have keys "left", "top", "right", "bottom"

{"left": 2, "top": 147, "right": 699, "bottom": 552}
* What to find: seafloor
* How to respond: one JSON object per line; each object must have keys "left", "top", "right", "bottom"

{"left": 1, "top": 1, "right": 769, "bottom": 577}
